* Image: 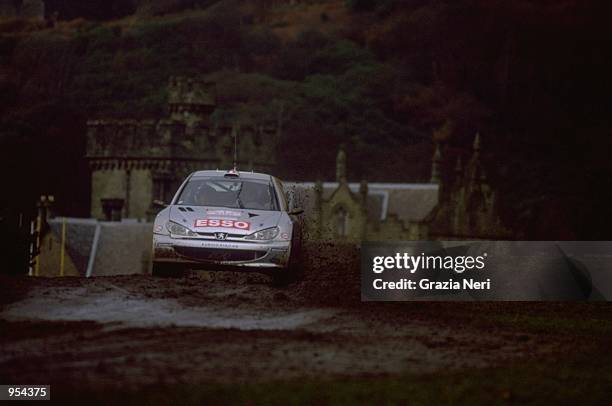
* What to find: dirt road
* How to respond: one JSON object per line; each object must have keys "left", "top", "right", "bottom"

{"left": 1, "top": 245, "right": 610, "bottom": 403}
{"left": 0, "top": 272, "right": 580, "bottom": 385}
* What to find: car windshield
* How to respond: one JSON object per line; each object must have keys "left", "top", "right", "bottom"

{"left": 175, "top": 177, "right": 279, "bottom": 211}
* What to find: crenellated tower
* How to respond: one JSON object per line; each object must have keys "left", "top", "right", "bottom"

{"left": 86, "top": 77, "right": 280, "bottom": 221}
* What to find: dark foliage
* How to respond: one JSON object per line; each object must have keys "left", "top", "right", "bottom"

{"left": 1, "top": 0, "right": 611, "bottom": 239}
{"left": 44, "top": 0, "right": 137, "bottom": 20}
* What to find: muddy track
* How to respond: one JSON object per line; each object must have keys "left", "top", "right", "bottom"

{"left": 0, "top": 267, "right": 582, "bottom": 391}
{"left": 1, "top": 245, "right": 607, "bottom": 391}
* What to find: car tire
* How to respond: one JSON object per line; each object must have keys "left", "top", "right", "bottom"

{"left": 272, "top": 236, "right": 303, "bottom": 286}
{"left": 151, "top": 262, "right": 186, "bottom": 278}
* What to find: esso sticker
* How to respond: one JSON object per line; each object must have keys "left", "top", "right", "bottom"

{"left": 195, "top": 219, "right": 250, "bottom": 230}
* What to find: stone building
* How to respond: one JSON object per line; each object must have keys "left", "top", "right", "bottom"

{"left": 86, "top": 73, "right": 510, "bottom": 240}
{"left": 0, "top": 0, "right": 44, "bottom": 19}
{"left": 288, "top": 147, "right": 439, "bottom": 242}
{"left": 424, "top": 133, "right": 513, "bottom": 239}
{"left": 86, "top": 77, "right": 279, "bottom": 221}
{"left": 289, "top": 133, "right": 512, "bottom": 242}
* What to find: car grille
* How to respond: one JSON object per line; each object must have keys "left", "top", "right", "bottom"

{"left": 197, "top": 232, "right": 244, "bottom": 238}
{"left": 174, "top": 246, "right": 267, "bottom": 262}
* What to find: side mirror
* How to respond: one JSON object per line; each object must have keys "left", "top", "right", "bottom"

{"left": 152, "top": 199, "right": 167, "bottom": 208}
{"left": 289, "top": 207, "right": 304, "bottom": 216}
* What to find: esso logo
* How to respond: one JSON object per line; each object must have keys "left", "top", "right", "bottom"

{"left": 194, "top": 219, "right": 250, "bottom": 230}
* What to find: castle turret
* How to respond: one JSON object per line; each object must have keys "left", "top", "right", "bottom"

{"left": 168, "top": 76, "right": 216, "bottom": 125}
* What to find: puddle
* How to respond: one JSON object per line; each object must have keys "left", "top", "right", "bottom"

{"left": 0, "top": 289, "right": 336, "bottom": 331}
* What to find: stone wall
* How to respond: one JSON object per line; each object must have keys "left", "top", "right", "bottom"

{"left": 127, "top": 169, "right": 154, "bottom": 221}
{"left": 91, "top": 169, "right": 127, "bottom": 220}
{"left": 314, "top": 182, "right": 369, "bottom": 242}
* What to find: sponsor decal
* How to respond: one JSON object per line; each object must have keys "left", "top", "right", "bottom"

{"left": 195, "top": 219, "right": 250, "bottom": 230}
{"left": 206, "top": 209, "right": 242, "bottom": 217}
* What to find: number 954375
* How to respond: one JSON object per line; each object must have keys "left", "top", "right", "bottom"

{"left": 7, "top": 386, "right": 48, "bottom": 398}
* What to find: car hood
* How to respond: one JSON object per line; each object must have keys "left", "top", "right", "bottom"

{"left": 168, "top": 205, "right": 282, "bottom": 235}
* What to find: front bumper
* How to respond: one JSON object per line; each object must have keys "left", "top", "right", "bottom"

{"left": 153, "top": 234, "right": 291, "bottom": 269}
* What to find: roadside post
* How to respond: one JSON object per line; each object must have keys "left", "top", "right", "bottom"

{"left": 60, "top": 216, "right": 66, "bottom": 277}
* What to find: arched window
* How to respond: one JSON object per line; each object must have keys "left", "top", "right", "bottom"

{"left": 335, "top": 207, "right": 350, "bottom": 238}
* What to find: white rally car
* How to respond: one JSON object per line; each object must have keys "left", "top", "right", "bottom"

{"left": 152, "top": 169, "right": 304, "bottom": 283}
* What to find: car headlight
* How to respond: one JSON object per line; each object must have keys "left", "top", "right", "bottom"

{"left": 166, "top": 221, "right": 198, "bottom": 238}
{"left": 244, "top": 226, "right": 280, "bottom": 241}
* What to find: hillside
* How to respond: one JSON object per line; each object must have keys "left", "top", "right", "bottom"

{"left": 1, "top": 0, "right": 611, "bottom": 238}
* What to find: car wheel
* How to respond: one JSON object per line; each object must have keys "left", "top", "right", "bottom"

{"left": 272, "top": 237, "right": 303, "bottom": 286}
{"left": 151, "top": 262, "right": 186, "bottom": 278}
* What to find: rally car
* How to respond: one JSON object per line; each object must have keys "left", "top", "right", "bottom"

{"left": 151, "top": 169, "right": 304, "bottom": 283}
